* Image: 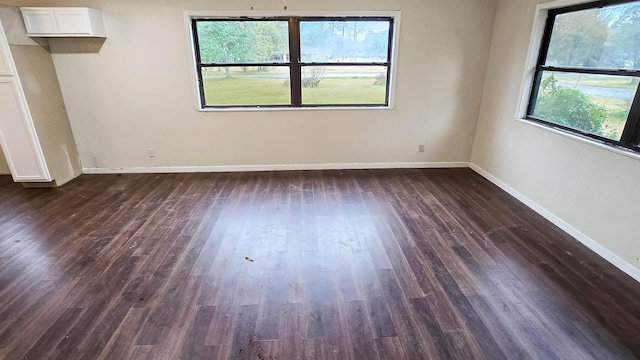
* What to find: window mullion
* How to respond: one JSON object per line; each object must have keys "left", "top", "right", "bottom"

{"left": 540, "top": 65, "right": 640, "bottom": 77}
{"left": 288, "top": 18, "right": 302, "bottom": 107}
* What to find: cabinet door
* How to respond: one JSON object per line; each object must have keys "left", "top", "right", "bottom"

{"left": 0, "top": 78, "right": 51, "bottom": 182}
{"left": 54, "top": 8, "right": 91, "bottom": 35}
{"left": 22, "top": 9, "right": 58, "bottom": 35}
{"left": 0, "top": 22, "right": 14, "bottom": 76}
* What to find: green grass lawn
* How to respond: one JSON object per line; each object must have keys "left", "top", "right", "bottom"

{"left": 203, "top": 69, "right": 286, "bottom": 78}
{"left": 554, "top": 73, "right": 638, "bottom": 90}
{"left": 203, "top": 77, "right": 385, "bottom": 106}
{"left": 203, "top": 77, "right": 290, "bottom": 106}
{"left": 303, "top": 78, "right": 386, "bottom": 105}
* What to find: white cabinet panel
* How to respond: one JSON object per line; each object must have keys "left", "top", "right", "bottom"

{"left": 0, "top": 21, "right": 14, "bottom": 76}
{"left": 0, "top": 46, "right": 11, "bottom": 76}
{"left": 54, "top": 9, "right": 91, "bottom": 35}
{"left": 0, "top": 78, "right": 51, "bottom": 182}
{"left": 21, "top": 8, "right": 106, "bottom": 38}
{"left": 22, "top": 10, "right": 58, "bottom": 35}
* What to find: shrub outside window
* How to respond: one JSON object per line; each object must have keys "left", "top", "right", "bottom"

{"left": 527, "top": 0, "right": 640, "bottom": 153}
{"left": 191, "top": 16, "right": 396, "bottom": 109}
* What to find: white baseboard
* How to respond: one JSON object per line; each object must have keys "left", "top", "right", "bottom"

{"left": 469, "top": 163, "right": 640, "bottom": 283}
{"left": 82, "top": 161, "right": 470, "bottom": 174}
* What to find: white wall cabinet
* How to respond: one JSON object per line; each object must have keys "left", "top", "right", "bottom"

{"left": 0, "top": 78, "right": 51, "bottom": 181}
{"left": 21, "top": 7, "right": 106, "bottom": 38}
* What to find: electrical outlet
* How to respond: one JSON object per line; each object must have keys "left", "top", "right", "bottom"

{"left": 418, "top": 145, "right": 425, "bottom": 153}
{"left": 147, "top": 148, "right": 156, "bottom": 158}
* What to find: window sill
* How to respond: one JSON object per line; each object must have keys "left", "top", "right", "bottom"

{"left": 516, "top": 118, "right": 640, "bottom": 162}
{"left": 196, "top": 105, "right": 394, "bottom": 112}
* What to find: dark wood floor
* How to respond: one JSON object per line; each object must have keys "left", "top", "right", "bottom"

{"left": 0, "top": 169, "right": 639, "bottom": 359}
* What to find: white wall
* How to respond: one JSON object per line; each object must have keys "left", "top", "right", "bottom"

{"left": 0, "top": 0, "right": 497, "bottom": 171}
{"left": 472, "top": 0, "right": 640, "bottom": 273}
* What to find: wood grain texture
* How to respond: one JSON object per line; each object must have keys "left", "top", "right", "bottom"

{"left": 0, "top": 169, "right": 639, "bottom": 359}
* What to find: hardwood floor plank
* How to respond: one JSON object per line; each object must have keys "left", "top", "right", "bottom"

{"left": 204, "top": 305, "right": 237, "bottom": 346}
{"left": 0, "top": 280, "right": 56, "bottom": 348}
{"left": 230, "top": 305, "right": 259, "bottom": 360}
{"left": 344, "top": 301, "right": 380, "bottom": 360}
{"left": 68, "top": 302, "right": 131, "bottom": 360}
{"left": 180, "top": 305, "right": 216, "bottom": 360}
{"left": 97, "top": 307, "right": 150, "bottom": 360}
{"left": 376, "top": 269, "right": 432, "bottom": 359}
{"left": 375, "top": 337, "right": 406, "bottom": 360}
{"left": 17, "top": 307, "right": 83, "bottom": 360}
{"left": 409, "top": 297, "right": 465, "bottom": 359}
{"left": 255, "top": 253, "right": 289, "bottom": 340}
{"left": 248, "top": 340, "right": 278, "bottom": 360}
{"left": 277, "top": 303, "right": 305, "bottom": 360}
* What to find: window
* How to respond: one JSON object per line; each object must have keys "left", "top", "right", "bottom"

{"left": 190, "top": 15, "right": 396, "bottom": 109}
{"left": 527, "top": 0, "right": 640, "bottom": 153}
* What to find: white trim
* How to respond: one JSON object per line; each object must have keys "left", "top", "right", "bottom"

{"left": 82, "top": 161, "right": 469, "bottom": 174}
{"left": 183, "top": 10, "right": 401, "bottom": 112}
{"left": 514, "top": 1, "right": 549, "bottom": 119}
{"left": 469, "top": 163, "right": 640, "bottom": 283}
{"left": 388, "top": 11, "right": 401, "bottom": 109}
{"left": 184, "top": 11, "right": 200, "bottom": 111}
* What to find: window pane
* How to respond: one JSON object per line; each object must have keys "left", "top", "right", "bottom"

{"left": 546, "top": 2, "right": 640, "bottom": 70}
{"left": 202, "top": 66, "right": 291, "bottom": 106}
{"left": 531, "top": 71, "right": 638, "bottom": 140}
{"left": 301, "top": 66, "right": 387, "bottom": 105}
{"left": 300, "top": 21, "right": 390, "bottom": 63}
{"left": 196, "top": 21, "right": 289, "bottom": 64}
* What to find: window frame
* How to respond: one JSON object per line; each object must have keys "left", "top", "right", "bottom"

{"left": 191, "top": 18, "right": 294, "bottom": 109}
{"left": 185, "top": 11, "right": 400, "bottom": 111}
{"left": 525, "top": 0, "right": 640, "bottom": 153}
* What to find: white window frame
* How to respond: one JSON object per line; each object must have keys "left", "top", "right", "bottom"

{"left": 184, "top": 10, "right": 401, "bottom": 112}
